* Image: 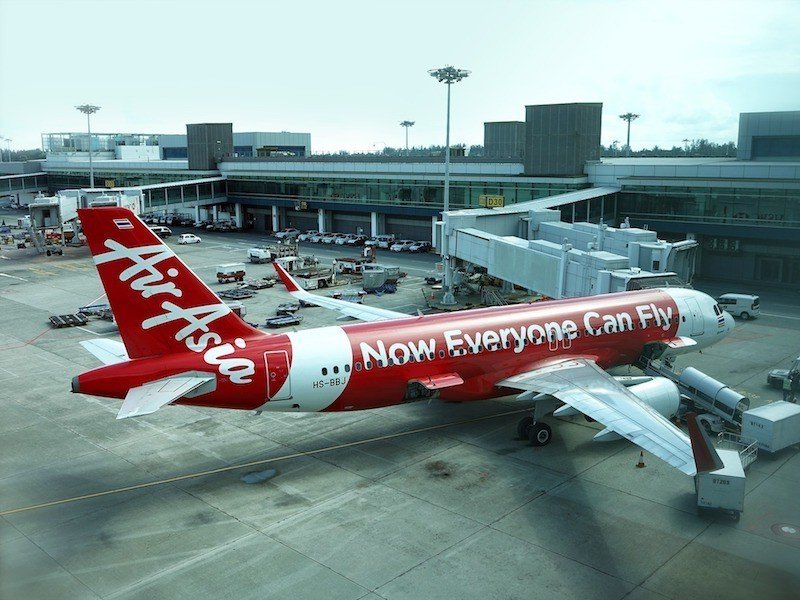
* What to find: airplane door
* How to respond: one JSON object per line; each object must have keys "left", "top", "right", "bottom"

{"left": 686, "top": 299, "right": 704, "bottom": 336}
{"left": 264, "top": 351, "right": 292, "bottom": 400}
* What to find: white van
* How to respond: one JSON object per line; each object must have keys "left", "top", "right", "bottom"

{"left": 717, "top": 293, "right": 760, "bottom": 320}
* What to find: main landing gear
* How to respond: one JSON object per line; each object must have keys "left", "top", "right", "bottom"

{"left": 517, "top": 415, "right": 552, "bottom": 446}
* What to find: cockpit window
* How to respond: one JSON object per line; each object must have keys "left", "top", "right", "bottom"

{"left": 713, "top": 304, "right": 722, "bottom": 316}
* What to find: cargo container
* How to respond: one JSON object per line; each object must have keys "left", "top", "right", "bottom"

{"left": 740, "top": 401, "right": 800, "bottom": 455}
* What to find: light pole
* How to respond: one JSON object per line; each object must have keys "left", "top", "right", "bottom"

{"left": 618, "top": 112, "right": 639, "bottom": 157}
{"left": 429, "top": 65, "right": 470, "bottom": 305}
{"left": 400, "top": 120, "right": 415, "bottom": 154}
{"left": 4, "top": 139, "right": 11, "bottom": 162}
{"left": 0, "top": 137, "right": 6, "bottom": 162}
{"left": 682, "top": 138, "right": 691, "bottom": 156}
{"left": 76, "top": 104, "right": 101, "bottom": 188}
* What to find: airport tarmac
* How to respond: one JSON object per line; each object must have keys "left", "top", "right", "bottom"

{"left": 1, "top": 227, "right": 799, "bottom": 600}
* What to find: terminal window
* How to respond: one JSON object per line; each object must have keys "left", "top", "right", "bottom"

{"left": 751, "top": 135, "right": 800, "bottom": 159}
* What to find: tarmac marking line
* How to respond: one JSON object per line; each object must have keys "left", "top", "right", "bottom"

{"left": 0, "top": 408, "right": 530, "bottom": 516}
{"left": 761, "top": 312, "right": 800, "bottom": 321}
{"left": 75, "top": 326, "right": 102, "bottom": 337}
{"left": 0, "top": 272, "right": 28, "bottom": 281}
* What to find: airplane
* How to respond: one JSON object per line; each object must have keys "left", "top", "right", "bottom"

{"left": 73, "top": 207, "right": 735, "bottom": 476}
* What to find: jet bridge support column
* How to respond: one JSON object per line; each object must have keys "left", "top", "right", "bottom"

{"left": 272, "top": 206, "right": 280, "bottom": 232}
{"left": 234, "top": 203, "right": 243, "bottom": 229}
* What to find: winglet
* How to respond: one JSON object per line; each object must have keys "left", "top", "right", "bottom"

{"left": 685, "top": 412, "right": 724, "bottom": 473}
{"left": 272, "top": 261, "right": 302, "bottom": 293}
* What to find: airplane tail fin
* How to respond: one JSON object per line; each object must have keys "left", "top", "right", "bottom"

{"left": 78, "top": 207, "right": 260, "bottom": 359}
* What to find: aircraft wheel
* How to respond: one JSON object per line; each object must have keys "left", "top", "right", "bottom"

{"left": 517, "top": 416, "right": 534, "bottom": 440}
{"left": 740, "top": 312, "right": 750, "bottom": 320}
{"left": 528, "top": 422, "right": 552, "bottom": 447}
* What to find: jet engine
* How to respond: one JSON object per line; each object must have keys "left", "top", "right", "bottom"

{"left": 627, "top": 377, "right": 681, "bottom": 419}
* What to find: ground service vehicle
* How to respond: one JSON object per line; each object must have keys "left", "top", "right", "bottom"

{"left": 216, "top": 263, "right": 246, "bottom": 283}
{"left": 717, "top": 294, "right": 760, "bottom": 320}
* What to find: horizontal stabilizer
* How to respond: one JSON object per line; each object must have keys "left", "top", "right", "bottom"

{"left": 80, "top": 339, "right": 129, "bottom": 365}
{"left": 117, "top": 375, "right": 214, "bottom": 419}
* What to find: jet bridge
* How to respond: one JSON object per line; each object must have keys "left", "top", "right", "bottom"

{"left": 443, "top": 187, "right": 697, "bottom": 299}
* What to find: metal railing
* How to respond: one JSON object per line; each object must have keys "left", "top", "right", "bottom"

{"left": 716, "top": 432, "right": 758, "bottom": 470}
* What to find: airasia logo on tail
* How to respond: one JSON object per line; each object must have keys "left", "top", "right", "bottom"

{"left": 95, "top": 239, "right": 255, "bottom": 383}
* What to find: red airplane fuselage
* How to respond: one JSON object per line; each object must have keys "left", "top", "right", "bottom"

{"left": 76, "top": 289, "right": 690, "bottom": 413}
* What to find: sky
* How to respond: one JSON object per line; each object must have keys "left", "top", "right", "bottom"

{"left": 1, "top": 0, "right": 799, "bottom": 154}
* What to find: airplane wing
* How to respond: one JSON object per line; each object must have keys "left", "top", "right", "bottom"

{"left": 117, "top": 375, "right": 214, "bottom": 419}
{"left": 498, "top": 358, "right": 697, "bottom": 475}
{"left": 80, "top": 339, "right": 129, "bottom": 365}
{"left": 272, "top": 262, "right": 408, "bottom": 322}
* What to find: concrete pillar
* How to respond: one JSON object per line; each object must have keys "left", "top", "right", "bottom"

{"left": 194, "top": 205, "right": 200, "bottom": 222}
{"left": 271, "top": 205, "right": 279, "bottom": 232}
{"left": 234, "top": 203, "right": 243, "bottom": 228}
{"left": 318, "top": 208, "right": 326, "bottom": 233}
{"left": 212, "top": 205, "right": 218, "bottom": 221}
{"left": 371, "top": 211, "right": 379, "bottom": 237}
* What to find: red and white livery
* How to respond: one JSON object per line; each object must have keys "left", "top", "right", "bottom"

{"left": 74, "top": 207, "right": 735, "bottom": 475}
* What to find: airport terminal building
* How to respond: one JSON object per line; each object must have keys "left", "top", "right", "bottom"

{"left": 3, "top": 108, "right": 798, "bottom": 286}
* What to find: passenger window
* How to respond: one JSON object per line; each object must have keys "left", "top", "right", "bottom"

{"left": 333, "top": 366, "right": 339, "bottom": 374}
{"left": 366, "top": 361, "right": 372, "bottom": 369}
{"left": 682, "top": 316, "right": 686, "bottom": 322}
{"left": 355, "top": 363, "right": 362, "bottom": 371}
{"left": 322, "top": 368, "right": 328, "bottom": 376}
{"left": 345, "top": 364, "right": 350, "bottom": 373}
{"left": 438, "top": 350, "right": 444, "bottom": 358}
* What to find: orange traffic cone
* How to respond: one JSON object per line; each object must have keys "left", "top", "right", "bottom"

{"left": 636, "top": 451, "right": 646, "bottom": 468}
